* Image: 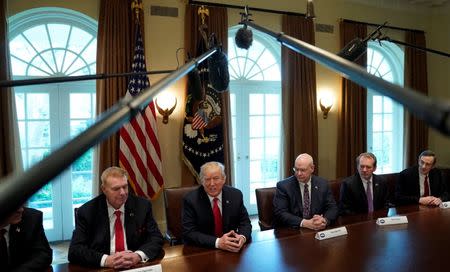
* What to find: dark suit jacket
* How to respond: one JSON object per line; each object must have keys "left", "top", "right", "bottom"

{"left": 68, "top": 194, "right": 163, "bottom": 267}
{"left": 395, "top": 166, "right": 449, "bottom": 205}
{"left": 339, "top": 173, "right": 390, "bottom": 215}
{"left": 182, "top": 185, "right": 252, "bottom": 248}
{"left": 273, "top": 175, "right": 338, "bottom": 228}
{"left": 6, "top": 207, "right": 52, "bottom": 272}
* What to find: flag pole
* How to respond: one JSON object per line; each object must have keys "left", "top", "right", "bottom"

{"left": 0, "top": 46, "right": 219, "bottom": 221}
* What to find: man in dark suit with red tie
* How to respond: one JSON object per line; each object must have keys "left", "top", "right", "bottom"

{"left": 0, "top": 206, "right": 52, "bottom": 271}
{"left": 182, "top": 161, "right": 252, "bottom": 252}
{"left": 339, "top": 152, "right": 390, "bottom": 215}
{"left": 68, "top": 167, "right": 163, "bottom": 269}
{"left": 396, "top": 150, "right": 448, "bottom": 206}
{"left": 273, "top": 153, "right": 338, "bottom": 230}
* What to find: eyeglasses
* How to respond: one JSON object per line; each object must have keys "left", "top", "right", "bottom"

{"left": 292, "top": 167, "right": 306, "bottom": 173}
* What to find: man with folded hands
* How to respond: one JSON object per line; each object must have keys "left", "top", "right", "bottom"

{"left": 273, "top": 153, "right": 338, "bottom": 230}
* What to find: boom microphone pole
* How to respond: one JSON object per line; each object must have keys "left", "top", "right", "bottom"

{"left": 0, "top": 69, "right": 175, "bottom": 88}
{"left": 238, "top": 17, "right": 450, "bottom": 137}
{"left": 0, "top": 46, "right": 219, "bottom": 221}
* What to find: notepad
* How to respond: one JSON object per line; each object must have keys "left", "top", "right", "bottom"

{"left": 315, "top": 226, "right": 348, "bottom": 240}
{"left": 123, "top": 264, "right": 162, "bottom": 272}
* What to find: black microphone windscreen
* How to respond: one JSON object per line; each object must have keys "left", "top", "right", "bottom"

{"left": 337, "top": 38, "right": 367, "bottom": 62}
{"left": 208, "top": 49, "right": 229, "bottom": 92}
{"left": 235, "top": 27, "right": 253, "bottom": 50}
{"left": 188, "top": 68, "right": 202, "bottom": 101}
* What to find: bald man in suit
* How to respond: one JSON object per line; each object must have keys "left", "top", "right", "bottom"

{"left": 273, "top": 153, "right": 338, "bottom": 230}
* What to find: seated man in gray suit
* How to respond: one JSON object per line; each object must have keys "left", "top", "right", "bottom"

{"left": 68, "top": 166, "right": 163, "bottom": 269}
{"left": 273, "top": 153, "right": 338, "bottom": 230}
{"left": 339, "top": 152, "right": 390, "bottom": 215}
{"left": 182, "top": 161, "right": 252, "bottom": 252}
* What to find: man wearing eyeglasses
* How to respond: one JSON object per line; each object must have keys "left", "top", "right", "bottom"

{"left": 273, "top": 153, "right": 338, "bottom": 230}
{"left": 182, "top": 161, "right": 252, "bottom": 252}
{"left": 396, "top": 150, "right": 448, "bottom": 206}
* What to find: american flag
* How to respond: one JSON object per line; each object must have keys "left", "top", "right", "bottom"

{"left": 192, "top": 108, "right": 208, "bottom": 130}
{"left": 119, "top": 27, "right": 163, "bottom": 199}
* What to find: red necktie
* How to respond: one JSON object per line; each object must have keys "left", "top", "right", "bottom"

{"left": 423, "top": 175, "right": 430, "bottom": 197}
{"left": 114, "top": 210, "right": 125, "bottom": 252}
{"left": 212, "top": 198, "right": 223, "bottom": 237}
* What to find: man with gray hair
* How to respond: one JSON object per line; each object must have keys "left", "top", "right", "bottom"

{"left": 273, "top": 153, "right": 338, "bottom": 230}
{"left": 182, "top": 161, "right": 251, "bottom": 252}
{"left": 339, "top": 152, "right": 390, "bottom": 215}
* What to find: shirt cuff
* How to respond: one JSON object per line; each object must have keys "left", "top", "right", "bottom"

{"left": 100, "top": 254, "right": 108, "bottom": 267}
{"left": 135, "top": 250, "right": 149, "bottom": 263}
{"left": 215, "top": 238, "right": 220, "bottom": 249}
{"left": 300, "top": 219, "right": 305, "bottom": 228}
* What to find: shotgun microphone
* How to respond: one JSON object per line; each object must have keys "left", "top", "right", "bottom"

{"left": 338, "top": 22, "right": 387, "bottom": 61}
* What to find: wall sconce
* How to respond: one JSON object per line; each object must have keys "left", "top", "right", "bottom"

{"left": 306, "top": 0, "right": 316, "bottom": 19}
{"left": 319, "top": 94, "right": 333, "bottom": 119}
{"left": 155, "top": 92, "right": 177, "bottom": 124}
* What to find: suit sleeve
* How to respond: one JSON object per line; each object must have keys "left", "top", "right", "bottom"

{"left": 273, "top": 182, "right": 301, "bottom": 228}
{"left": 182, "top": 197, "right": 217, "bottom": 248}
{"left": 235, "top": 191, "right": 252, "bottom": 241}
{"left": 68, "top": 207, "right": 105, "bottom": 266}
{"left": 322, "top": 184, "right": 339, "bottom": 224}
{"left": 136, "top": 201, "right": 164, "bottom": 260}
{"left": 11, "top": 211, "right": 52, "bottom": 272}
{"left": 339, "top": 179, "right": 356, "bottom": 216}
{"left": 395, "top": 170, "right": 419, "bottom": 205}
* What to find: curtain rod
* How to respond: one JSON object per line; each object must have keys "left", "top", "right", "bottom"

{"left": 189, "top": 0, "right": 305, "bottom": 17}
{"left": 342, "top": 19, "right": 424, "bottom": 33}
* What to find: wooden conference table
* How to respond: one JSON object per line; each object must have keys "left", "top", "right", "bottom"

{"left": 52, "top": 205, "right": 450, "bottom": 272}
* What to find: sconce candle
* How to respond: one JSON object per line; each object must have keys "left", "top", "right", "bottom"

{"left": 155, "top": 92, "right": 177, "bottom": 124}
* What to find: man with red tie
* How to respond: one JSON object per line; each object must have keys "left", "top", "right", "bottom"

{"left": 396, "top": 150, "right": 448, "bottom": 206}
{"left": 182, "top": 161, "right": 252, "bottom": 252}
{"left": 68, "top": 167, "right": 163, "bottom": 269}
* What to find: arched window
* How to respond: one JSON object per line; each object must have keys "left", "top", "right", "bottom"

{"left": 228, "top": 26, "right": 281, "bottom": 215}
{"left": 367, "top": 41, "right": 404, "bottom": 173}
{"left": 9, "top": 7, "right": 97, "bottom": 241}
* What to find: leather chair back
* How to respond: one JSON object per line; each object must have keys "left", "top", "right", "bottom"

{"left": 255, "top": 187, "right": 276, "bottom": 231}
{"left": 164, "top": 186, "right": 198, "bottom": 245}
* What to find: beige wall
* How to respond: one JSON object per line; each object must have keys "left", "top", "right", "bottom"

{"left": 7, "top": 0, "right": 450, "bottom": 230}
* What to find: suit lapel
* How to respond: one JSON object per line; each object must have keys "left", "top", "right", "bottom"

{"left": 290, "top": 178, "right": 303, "bottom": 215}
{"left": 199, "top": 187, "right": 215, "bottom": 233}
{"left": 8, "top": 224, "right": 21, "bottom": 264}
{"left": 99, "top": 196, "right": 112, "bottom": 253}
{"left": 310, "top": 177, "right": 319, "bottom": 215}
{"left": 356, "top": 175, "right": 368, "bottom": 206}
{"left": 222, "top": 187, "right": 230, "bottom": 230}
{"left": 124, "top": 196, "right": 136, "bottom": 249}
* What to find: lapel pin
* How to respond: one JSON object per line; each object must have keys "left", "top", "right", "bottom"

{"left": 226, "top": 200, "right": 230, "bottom": 204}
{"left": 16, "top": 227, "right": 21, "bottom": 233}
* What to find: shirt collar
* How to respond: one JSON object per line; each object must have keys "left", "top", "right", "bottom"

{"left": 106, "top": 200, "right": 125, "bottom": 218}
{"left": 298, "top": 177, "right": 312, "bottom": 188}
{"left": 207, "top": 191, "right": 223, "bottom": 204}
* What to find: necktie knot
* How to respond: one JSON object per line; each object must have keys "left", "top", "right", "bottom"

{"left": 114, "top": 210, "right": 121, "bottom": 217}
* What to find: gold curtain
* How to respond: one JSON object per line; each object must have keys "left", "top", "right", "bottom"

{"left": 183, "top": 4, "right": 231, "bottom": 185}
{"left": 95, "top": 0, "right": 143, "bottom": 184}
{"left": 0, "top": 0, "right": 22, "bottom": 178}
{"left": 281, "top": 15, "right": 318, "bottom": 177}
{"left": 404, "top": 31, "right": 428, "bottom": 167}
{"left": 336, "top": 21, "right": 367, "bottom": 178}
